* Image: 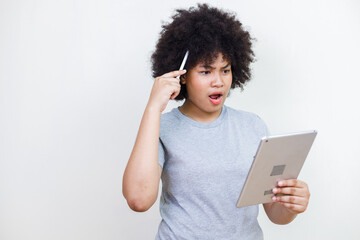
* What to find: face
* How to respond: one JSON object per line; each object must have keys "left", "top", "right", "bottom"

{"left": 181, "top": 53, "right": 232, "bottom": 121}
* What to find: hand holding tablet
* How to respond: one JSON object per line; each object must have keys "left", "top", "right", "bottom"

{"left": 271, "top": 178, "right": 311, "bottom": 214}
{"left": 236, "top": 130, "right": 317, "bottom": 208}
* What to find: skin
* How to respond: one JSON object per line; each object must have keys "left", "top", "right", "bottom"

{"left": 122, "top": 52, "right": 310, "bottom": 225}
{"left": 122, "top": 69, "right": 186, "bottom": 212}
{"left": 179, "top": 53, "right": 232, "bottom": 122}
{"left": 263, "top": 179, "right": 310, "bottom": 224}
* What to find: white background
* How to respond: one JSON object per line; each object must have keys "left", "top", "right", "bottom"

{"left": 1, "top": 0, "right": 359, "bottom": 239}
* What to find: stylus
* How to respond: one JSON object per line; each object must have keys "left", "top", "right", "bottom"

{"left": 177, "top": 50, "right": 189, "bottom": 79}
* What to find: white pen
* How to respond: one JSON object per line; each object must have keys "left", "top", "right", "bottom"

{"left": 177, "top": 50, "right": 189, "bottom": 79}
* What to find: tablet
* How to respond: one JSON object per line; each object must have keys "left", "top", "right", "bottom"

{"left": 236, "top": 130, "right": 317, "bottom": 208}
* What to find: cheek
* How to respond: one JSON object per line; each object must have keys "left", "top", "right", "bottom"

{"left": 226, "top": 76, "right": 233, "bottom": 88}
{"left": 224, "top": 77, "right": 233, "bottom": 94}
{"left": 186, "top": 79, "right": 207, "bottom": 93}
{"left": 227, "top": 75, "right": 233, "bottom": 84}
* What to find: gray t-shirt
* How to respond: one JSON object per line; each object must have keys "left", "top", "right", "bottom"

{"left": 156, "top": 105, "right": 268, "bottom": 240}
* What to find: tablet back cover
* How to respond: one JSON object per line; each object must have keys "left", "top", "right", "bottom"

{"left": 236, "top": 130, "right": 317, "bottom": 208}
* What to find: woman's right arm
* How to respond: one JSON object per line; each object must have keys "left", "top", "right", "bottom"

{"left": 122, "top": 69, "right": 186, "bottom": 212}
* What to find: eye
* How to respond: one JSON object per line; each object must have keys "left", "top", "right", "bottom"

{"left": 223, "top": 69, "right": 231, "bottom": 74}
{"left": 200, "top": 71, "right": 211, "bottom": 75}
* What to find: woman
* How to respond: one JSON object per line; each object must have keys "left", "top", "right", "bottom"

{"left": 123, "top": 4, "right": 310, "bottom": 239}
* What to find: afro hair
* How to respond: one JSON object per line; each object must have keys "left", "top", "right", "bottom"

{"left": 151, "top": 3, "right": 255, "bottom": 100}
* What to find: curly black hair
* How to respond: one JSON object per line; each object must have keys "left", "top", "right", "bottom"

{"left": 151, "top": 3, "right": 255, "bottom": 101}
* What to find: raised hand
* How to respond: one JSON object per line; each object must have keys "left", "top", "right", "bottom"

{"left": 147, "top": 70, "right": 187, "bottom": 113}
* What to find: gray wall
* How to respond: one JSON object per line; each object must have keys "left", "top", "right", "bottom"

{"left": 1, "top": 0, "right": 359, "bottom": 239}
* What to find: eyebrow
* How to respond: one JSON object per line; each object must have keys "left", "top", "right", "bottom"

{"left": 199, "top": 63, "right": 231, "bottom": 69}
{"left": 199, "top": 64, "right": 215, "bottom": 69}
{"left": 222, "top": 63, "right": 231, "bottom": 69}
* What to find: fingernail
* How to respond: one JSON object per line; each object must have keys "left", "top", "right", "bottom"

{"left": 272, "top": 196, "right": 277, "bottom": 201}
{"left": 278, "top": 181, "right": 283, "bottom": 186}
{"left": 272, "top": 188, "right": 277, "bottom": 193}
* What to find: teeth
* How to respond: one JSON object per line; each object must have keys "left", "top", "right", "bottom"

{"left": 210, "top": 94, "right": 221, "bottom": 99}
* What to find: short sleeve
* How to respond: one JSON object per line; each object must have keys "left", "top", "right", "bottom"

{"left": 158, "top": 138, "right": 165, "bottom": 168}
{"left": 255, "top": 115, "right": 271, "bottom": 137}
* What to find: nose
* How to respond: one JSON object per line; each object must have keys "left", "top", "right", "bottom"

{"left": 211, "top": 73, "right": 224, "bottom": 88}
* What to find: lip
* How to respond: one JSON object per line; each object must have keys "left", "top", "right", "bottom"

{"left": 209, "top": 91, "right": 223, "bottom": 105}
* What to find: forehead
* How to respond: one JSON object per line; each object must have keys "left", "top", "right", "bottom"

{"left": 194, "top": 52, "right": 230, "bottom": 67}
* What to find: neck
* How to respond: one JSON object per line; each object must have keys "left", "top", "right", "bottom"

{"left": 179, "top": 101, "right": 222, "bottom": 123}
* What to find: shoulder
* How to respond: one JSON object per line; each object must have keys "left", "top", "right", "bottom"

{"left": 160, "top": 108, "right": 180, "bottom": 125}
{"left": 159, "top": 107, "right": 183, "bottom": 134}
{"left": 225, "top": 106, "right": 269, "bottom": 135}
{"left": 226, "top": 106, "right": 265, "bottom": 124}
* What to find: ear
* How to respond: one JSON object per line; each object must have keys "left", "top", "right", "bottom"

{"left": 180, "top": 75, "right": 186, "bottom": 84}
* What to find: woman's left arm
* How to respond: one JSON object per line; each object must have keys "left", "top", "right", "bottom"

{"left": 263, "top": 179, "right": 310, "bottom": 225}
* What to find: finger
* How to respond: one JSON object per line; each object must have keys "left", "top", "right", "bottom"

{"left": 272, "top": 195, "right": 307, "bottom": 206}
{"left": 277, "top": 202, "right": 307, "bottom": 214}
{"left": 158, "top": 77, "right": 182, "bottom": 85}
{"left": 170, "top": 84, "right": 181, "bottom": 100}
{"left": 277, "top": 179, "right": 306, "bottom": 188}
{"left": 272, "top": 195, "right": 308, "bottom": 214}
{"left": 160, "top": 69, "right": 187, "bottom": 78}
{"left": 273, "top": 187, "right": 306, "bottom": 197}
{"left": 154, "top": 78, "right": 180, "bottom": 89}
{"left": 159, "top": 78, "right": 180, "bottom": 95}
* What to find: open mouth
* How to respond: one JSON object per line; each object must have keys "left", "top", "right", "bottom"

{"left": 209, "top": 93, "right": 223, "bottom": 104}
